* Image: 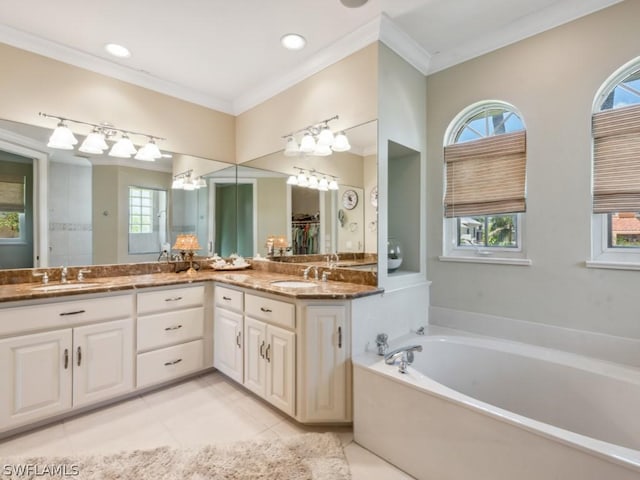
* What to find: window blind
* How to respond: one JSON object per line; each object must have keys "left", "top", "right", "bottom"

{"left": 0, "top": 175, "right": 25, "bottom": 213}
{"left": 444, "top": 131, "right": 526, "bottom": 218}
{"left": 592, "top": 104, "right": 640, "bottom": 213}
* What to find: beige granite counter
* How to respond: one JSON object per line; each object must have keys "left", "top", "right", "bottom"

{"left": 0, "top": 268, "right": 382, "bottom": 304}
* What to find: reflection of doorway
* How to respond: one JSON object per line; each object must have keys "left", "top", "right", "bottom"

{"left": 0, "top": 154, "right": 33, "bottom": 268}
{"left": 291, "top": 186, "right": 321, "bottom": 255}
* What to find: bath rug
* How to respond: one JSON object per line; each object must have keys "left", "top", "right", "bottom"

{"left": 1, "top": 432, "right": 350, "bottom": 480}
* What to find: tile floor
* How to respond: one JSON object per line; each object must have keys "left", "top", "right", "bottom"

{"left": 0, "top": 372, "right": 414, "bottom": 479}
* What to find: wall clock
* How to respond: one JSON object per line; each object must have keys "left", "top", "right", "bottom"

{"left": 342, "top": 189, "right": 358, "bottom": 210}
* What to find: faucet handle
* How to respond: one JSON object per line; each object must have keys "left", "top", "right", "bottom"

{"left": 321, "top": 271, "right": 331, "bottom": 282}
{"left": 33, "top": 271, "right": 49, "bottom": 284}
{"left": 78, "top": 269, "right": 91, "bottom": 282}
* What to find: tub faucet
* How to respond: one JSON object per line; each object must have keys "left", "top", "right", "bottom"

{"left": 375, "top": 333, "right": 389, "bottom": 356}
{"left": 384, "top": 345, "right": 423, "bottom": 374}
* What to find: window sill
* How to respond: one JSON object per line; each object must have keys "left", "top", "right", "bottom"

{"left": 585, "top": 260, "right": 640, "bottom": 271}
{"left": 439, "top": 255, "right": 532, "bottom": 266}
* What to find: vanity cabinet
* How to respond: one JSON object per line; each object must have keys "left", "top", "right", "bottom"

{"left": 213, "top": 285, "right": 244, "bottom": 383}
{"left": 244, "top": 294, "right": 296, "bottom": 416}
{"left": 213, "top": 282, "right": 350, "bottom": 423}
{"left": 297, "top": 304, "right": 350, "bottom": 423}
{"left": 0, "top": 294, "right": 134, "bottom": 431}
{"left": 136, "top": 285, "right": 205, "bottom": 389}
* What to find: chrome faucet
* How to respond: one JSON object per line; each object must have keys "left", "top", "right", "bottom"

{"left": 375, "top": 333, "right": 389, "bottom": 356}
{"left": 384, "top": 345, "right": 423, "bottom": 374}
{"left": 303, "top": 265, "right": 318, "bottom": 280}
{"left": 60, "top": 266, "right": 68, "bottom": 284}
{"left": 330, "top": 252, "right": 339, "bottom": 269}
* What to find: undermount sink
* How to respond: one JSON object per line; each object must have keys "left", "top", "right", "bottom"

{"left": 270, "top": 280, "right": 317, "bottom": 289}
{"left": 31, "top": 282, "right": 102, "bottom": 292}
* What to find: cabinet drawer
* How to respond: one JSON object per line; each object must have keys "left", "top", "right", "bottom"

{"left": 0, "top": 294, "right": 133, "bottom": 338}
{"left": 137, "top": 285, "right": 204, "bottom": 315}
{"left": 137, "top": 307, "right": 204, "bottom": 352}
{"left": 136, "top": 339, "right": 204, "bottom": 389}
{"left": 245, "top": 294, "right": 295, "bottom": 330}
{"left": 214, "top": 285, "right": 243, "bottom": 312}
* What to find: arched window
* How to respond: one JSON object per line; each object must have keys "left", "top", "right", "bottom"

{"left": 442, "top": 101, "right": 527, "bottom": 260}
{"left": 591, "top": 58, "right": 640, "bottom": 265}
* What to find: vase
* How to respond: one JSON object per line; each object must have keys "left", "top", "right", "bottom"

{"left": 387, "top": 238, "right": 403, "bottom": 273}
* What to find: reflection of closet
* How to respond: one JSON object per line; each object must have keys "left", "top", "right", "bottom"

{"left": 291, "top": 186, "right": 320, "bottom": 255}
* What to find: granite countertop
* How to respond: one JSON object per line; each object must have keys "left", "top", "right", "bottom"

{"left": 0, "top": 268, "right": 382, "bottom": 304}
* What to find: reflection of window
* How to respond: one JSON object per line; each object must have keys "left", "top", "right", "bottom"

{"left": 590, "top": 60, "right": 640, "bottom": 267}
{"left": 129, "top": 187, "right": 153, "bottom": 234}
{"left": 0, "top": 175, "right": 25, "bottom": 242}
{"left": 442, "top": 101, "right": 527, "bottom": 260}
{"left": 128, "top": 187, "right": 167, "bottom": 255}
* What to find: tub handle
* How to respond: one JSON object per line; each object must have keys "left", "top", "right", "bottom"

{"left": 384, "top": 345, "right": 423, "bottom": 373}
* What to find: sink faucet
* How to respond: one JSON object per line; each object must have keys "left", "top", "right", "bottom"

{"left": 60, "top": 266, "right": 68, "bottom": 284}
{"left": 384, "top": 345, "right": 423, "bottom": 373}
{"left": 326, "top": 252, "right": 340, "bottom": 269}
{"left": 303, "top": 265, "right": 318, "bottom": 280}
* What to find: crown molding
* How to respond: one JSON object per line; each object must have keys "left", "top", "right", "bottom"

{"left": 0, "top": 24, "right": 234, "bottom": 114}
{"left": 378, "top": 13, "right": 431, "bottom": 75}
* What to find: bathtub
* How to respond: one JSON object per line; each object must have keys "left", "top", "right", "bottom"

{"left": 353, "top": 334, "right": 640, "bottom": 480}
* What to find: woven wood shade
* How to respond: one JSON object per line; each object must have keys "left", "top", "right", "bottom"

{"left": 444, "top": 131, "right": 526, "bottom": 217}
{"left": 0, "top": 175, "right": 25, "bottom": 213}
{"left": 593, "top": 104, "right": 640, "bottom": 213}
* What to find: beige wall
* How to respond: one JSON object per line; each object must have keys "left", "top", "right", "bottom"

{"left": 0, "top": 43, "right": 235, "bottom": 163}
{"left": 427, "top": 0, "right": 640, "bottom": 338}
{"left": 235, "top": 43, "right": 379, "bottom": 164}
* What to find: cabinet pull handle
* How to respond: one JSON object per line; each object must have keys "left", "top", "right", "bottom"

{"left": 164, "top": 325, "right": 183, "bottom": 331}
{"left": 64, "top": 348, "right": 69, "bottom": 369}
{"left": 77, "top": 346, "right": 82, "bottom": 367}
{"left": 338, "top": 326, "right": 343, "bottom": 349}
{"left": 236, "top": 332, "right": 242, "bottom": 348}
{"left": 259, "top": 340, "right": 265, "bottom": 358}
{"left": 164, "top": 358, "right": 183, "bottom": 366}
{"left": 59, "top": 309, "right": 86, "bottom": 316}
{"left": 222, "top": 296, "right": 232, "bottom": 301}
{"left": 260, "top": 307, "right": 272, "bottom": 313}
{"left": 165, "top": 296, "right": 183, "bottom": 302}
{"left": 265, "top": 344, "right": 271, "bottom": 363}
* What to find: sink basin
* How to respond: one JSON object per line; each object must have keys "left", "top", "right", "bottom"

{"left": 270, "top": 280, "right": 317, "bottom": 289}
{"left": 31, "top": 282, "right": 102, "bottom": 292}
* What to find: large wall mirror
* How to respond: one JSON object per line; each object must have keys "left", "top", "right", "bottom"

{"left": 239, "top": 120, "right": 378, "bottom": 266}
{"left": 0, "top": 118, "right": 235, "bottom": 269}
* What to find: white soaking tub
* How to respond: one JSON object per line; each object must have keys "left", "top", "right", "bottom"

{"left": 353, "top": 334, "right": 640, "bottom": 480}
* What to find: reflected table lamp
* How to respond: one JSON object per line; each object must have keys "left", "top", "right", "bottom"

{"left": 173, "top": 234, "right": 201, "bottom": 275}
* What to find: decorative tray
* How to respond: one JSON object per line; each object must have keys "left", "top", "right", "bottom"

{"left": 210, "top": 263, "right": 251, "bottom": 271}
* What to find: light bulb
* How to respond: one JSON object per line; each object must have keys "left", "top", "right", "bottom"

{"left": 79, "top": 131, "right": 108, "bottom": 154}
{"left": 328, "top": 179, "right": 339, "bottom": 191}
{"left": 332, "top": 132, "right": 351, "bottom": 152}
{"left": 135, "top": 139, "right": 162, "bottom": 161}
{"left": 109, "top": 134, "right": 137, "bottom": 158}
{"left": 318, "top": 177, "right": 329, "bottom": 191}
{"left": 47, "top": 122, "right": 78, "bottom": 150}
{"left": 317, "top": 125, "right": 335, "bottom": 146}
{"left": 287, "top": 175, "right": 298, "bottom": 185}
{"left": 308, "top": 174, "right": 319, "bottom": 189}
{"left": 297, "top": 172, "right": 309, "bottom": 187}
{"left": 284, "top": 136, "right": 299, "bottom": 157}
{"left": 299, "top": 132, "right": 316, "bottom": 153}
{"left": 312, "top": 143, "right": 332, "bottom": 156}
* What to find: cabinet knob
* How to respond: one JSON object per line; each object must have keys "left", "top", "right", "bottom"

{"left": 265, "top": 344, "right": 271, "bottom": 363}
{"left": 77, "top": 346, "right": 82, "bottom": 366}
{"left": 236, "top": 332, "right": 242, "bottom": 348}
{"left": 260, "top": 307, "right": 272, "bottom": 313}
{"left": 222, "top": 296, "right": 232, "bottom": 301}
{"left": 164, "top": 296, "right": 183, "bottom": 302}
{"left": 164, "top": 358, "right": 183, "bottom": 366}
{"left": 164, "top": 325, "right": 183, "bottom": 331}
{"left": 338, "top": 326, "right": 343, "bottom": 349}
{"left": 63, "top": 348, "right": 69, "bottom": 369}
{"left": 59, "top": 309, "right": 86, "bottom": 317}
{"left": 259, "top": 340, "right": 265, "bottom": 358}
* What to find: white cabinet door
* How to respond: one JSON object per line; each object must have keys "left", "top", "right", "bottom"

{"left": 213, "top": 307, "right": 244, "bottom": 383}
{"left": 73, "top": 318, "right": 134, "bottom": 408}
{"left": 0, "top": 329, "right": 72, "bottom": 430}
{"left": 301, "top": 305, "right": 349, "bottom": 422}
{"left": 244, "top": 317, "right": 266, "bottom": 397}
{"left": 265, "top": 323, "right": 295, "bottom": 416}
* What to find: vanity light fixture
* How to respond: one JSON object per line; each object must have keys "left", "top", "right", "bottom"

{"left": 287, "top": 167, "right": 339, "bottom": 192}
{"left": 281, "top": 115, "right": 350, "bottom": 157}
{"left": 40, "top": 112, "right": 166, "bottom": 161}
{"left": 172, "top": 169, "right": 207, "bottom": 191}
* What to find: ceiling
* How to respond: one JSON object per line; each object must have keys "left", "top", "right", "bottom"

{"left": 0, "top": 0, "right": 622, "bottom": 115}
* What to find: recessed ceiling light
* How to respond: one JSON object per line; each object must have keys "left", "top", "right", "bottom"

{"left": 104, "top": 43, "right": 131, "bottom": 58}
{"left": 340, "top": 0, "right": 369, "bottom": 7}
{"left": 280, "top": 33, "right": 306, "bottom": 51}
